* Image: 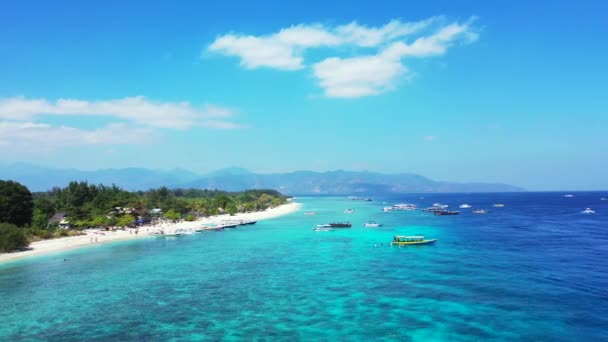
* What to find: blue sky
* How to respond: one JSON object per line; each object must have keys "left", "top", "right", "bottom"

{"left": 0, "top": 0, "right": 607, "bottom": 190}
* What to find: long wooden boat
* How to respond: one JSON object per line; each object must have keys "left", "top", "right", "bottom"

{"left": 391, "top": 235, "right": 437, "bottom": 246}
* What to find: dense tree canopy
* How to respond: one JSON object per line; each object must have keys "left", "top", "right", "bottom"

{"left": 0, "top": 223, "right": 29, "bottom": 252}
{"left": 0, "top": 180, "right": 34, "bottom": 227}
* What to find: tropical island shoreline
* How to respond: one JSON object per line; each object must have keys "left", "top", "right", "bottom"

{"left": 0, "top": 201, "right": 301, "bottom": 264}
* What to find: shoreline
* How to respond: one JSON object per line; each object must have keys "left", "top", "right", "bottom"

{"left": 0, "top": 202, "right": 301, "bottom": 264}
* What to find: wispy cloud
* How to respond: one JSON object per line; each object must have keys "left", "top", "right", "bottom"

{"left": 0, "top": 96, "right": 240, "bottom": 129}
{"left": 0, "top": 121, "right": 154, "bottom": 148}
{"left": 208, "top": 16, "right": 478, "bottom": 98}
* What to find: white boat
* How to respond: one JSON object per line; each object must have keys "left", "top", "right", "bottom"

{"left": 472, "top": 209, "right": 488, "bottom": 214}
{"left": 364, "top": 221, "right": 383, "bottom": 228}
{"left": 564, "top": 194, "right": 574, "bottom": 198}
{"left": 344, "top": 209, "right": 355, "bottom": 214}
{"left": 581, "top": 208, "right": 595, "bottom": 214}
{"left": 392, "top": 203, "right": 417, "bottom": 211}
{"left": 313, "top": 224, "right": 333, "bottom": 232}
{"left": 459, "top": 204, "right": 472, "bottom": 209}
{"left": 159, "top": 228, "right": 192, "bottom": 236}
{"left": 493, "top": 204, "right": 505, "bottom": 207}
{"left": 383, "top": 207, "right": 393, "bottom": 212}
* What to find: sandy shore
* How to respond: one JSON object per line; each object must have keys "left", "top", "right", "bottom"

{"left": 0, "top": 202, "right": 301, "bottom": 264}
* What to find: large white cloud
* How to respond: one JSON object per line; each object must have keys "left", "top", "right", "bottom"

{"left": 0, "top": 96, "right": 240, "bottom": 129}
{"left": 208, "top": 18, "right": 440, "bottom": 70}
{"left": 209, "top": 16, "right": 478, "bottom": 98}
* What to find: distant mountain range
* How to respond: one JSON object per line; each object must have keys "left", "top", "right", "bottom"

{"left": 0, "top": 163, "right": 524, "bottom": 194}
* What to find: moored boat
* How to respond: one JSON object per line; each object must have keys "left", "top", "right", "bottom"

{"left": 391, "top": 235, "right": 437, "bottom": 246}
{"left": 472, "top": 209, "right": 488, "bottom": 214}
{"left": 363, "top": 221, "right": 383, "bottom": 227}
{"left": 344, "top": 209, "right": 355, "bottom": 214}
{"left": 313, "top": 224, "right": 333, "bottom": 232}
{"left": 434, "top": 210, "right": 460, "bottom": 216}
{"left": 329, "top": 222, "right": 352, "bottom": 228}
{"left": 459, "top": 204, "right": 472, "bottom": 209}
{"left": 581, "top": 208, "right": 596, "bottom": 214}
{"left": 493, "top": 203, "right": 505, "bottom": 207}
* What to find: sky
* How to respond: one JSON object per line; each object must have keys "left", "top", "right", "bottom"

{"left": 0, "top": 0, "right": 607, "bottom": 191}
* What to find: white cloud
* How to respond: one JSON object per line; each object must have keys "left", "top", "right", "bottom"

{"left": 0, "top": 96, "right": 240, "bottom": 129}
{"left": 209, "top": 16, "right": 479, "bottom": 98}
{"left": 0, "top": 121, "right": 154, "bottom": 148}
{"left": 208, "top": 18, "right": 439, "bottom": 70}
{"left": 313, "top": 50, "right": 408, "bottom": 98}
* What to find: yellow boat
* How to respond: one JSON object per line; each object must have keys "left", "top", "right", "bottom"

{"left": 391, "top": 235, "right": 437, "bottom": 246}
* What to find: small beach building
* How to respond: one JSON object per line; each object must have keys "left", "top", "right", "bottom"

{"left": 48, "top": 213, "right": 71, "bottom": 229}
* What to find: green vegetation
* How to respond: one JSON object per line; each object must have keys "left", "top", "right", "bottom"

{"left": 0, "top": 180, "right": 34, "bottom": 227}
{"left": 0, "top": 179, "right": 290, "bottom": 252}
{"left": 0, "top": 223, "right": 29, "bottom": 253}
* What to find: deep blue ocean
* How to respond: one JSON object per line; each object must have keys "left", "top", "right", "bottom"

{"left": 1, "top": 192, "right": 607, "bottom": 341}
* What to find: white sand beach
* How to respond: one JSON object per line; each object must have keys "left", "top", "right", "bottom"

{"left": 0, "top": 201, "right": 301, "bottom": 263}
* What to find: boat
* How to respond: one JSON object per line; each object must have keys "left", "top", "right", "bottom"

{"left": 459, "top": 204, "right": 472, "bottom": 209}
{"left": 472, "top": 209, "right": 488, "bottom": 214}
{"left": 422, "top": 206, "right": 444, "bottom": 212}
{"left": 161, "top": 228, "right": 192, "bottom": 236}
{"left": 391, "top": 235, "right": 437, "bottom": 246}
{"left": 344, "top": 209, "right": 355, "bottom": 214}
{"left": 328, "top": 222, "right": 352, "bottom": 228}
{"left": 363, "top": 221, "right": 383, "bottom": 228}
{"left": 304, "top": 211, "right": 316, "bottom": 215}
{"left": 493, "top": 204, "right": 505, "bottom": 207}
{"left": 384, "top": 204, "right": 417, "bottom": 212}
{"left": 392, "top": 203, "right": 417, "bottom": 211}
{"left": 313, "top": 224, "right": 333, "bottom": 232}
{"left": 581, "top": 208, "right": 596, "bottom": 214}
{"left": 564, "top": 194, "right": 574, "bottom": 198}
{"left": 238, "top": 220, "right": 257, "bottom": 225}
{"left": 434, "top": 210, "right": 460, "bottom": 216}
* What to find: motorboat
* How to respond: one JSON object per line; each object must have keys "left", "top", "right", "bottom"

{"left": 459, "top": 204, "right": 472, "bottom": 209}
{"left": 238, "top": 220, "right": 257, "bottom": 226}
{"left": 434, "top": 210, "right": 460, "bottom": 216}
{"left": 472, "top": 209, "right": 488, "bottom": 214}
{"left": 422, "top": 206, "right": 444, "bottom": 212}
{"left": 344, "top": 209, "right": 355, "bottom": 214}
{"left": 391, "top": 235, "right": 437, "bottom": 246}
{"left": 384, "top": 204, "right": 416, "bottom": 212}
{"left": 392, "top": 203, "right": 417, "bottom": 211}
{"left": 363, "top": 221, "right": 383, "bottom": 228}
{"left": 581, "top": 208, "right": 596, "bottom": 214}
{"left": 493, "top": 204, "right": 505, "bottom": 208}
{"left": 564, "top": 194, "right": 574, "bottom": 198}
{"left": 313, "top": 224, "right": 333, "bottom": 232}
{"left": 328, "top": 222, "right": 352, "bottom": 228}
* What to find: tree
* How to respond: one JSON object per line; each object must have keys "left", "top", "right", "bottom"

{"left": 163, "top": 209, "right": 181, "bottom": 221}
{"left": 117, "top": 214, "right": 135, "bottom": 227}
{"left": 0, "top": 180, "right": 34, "bottom": 227}
{"left": 0, "top": 222, "right": 29, "bottom": 252}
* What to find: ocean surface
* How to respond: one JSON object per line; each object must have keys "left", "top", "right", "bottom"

{"left": 1, "top": 192, "right": 607, "bottom": 341}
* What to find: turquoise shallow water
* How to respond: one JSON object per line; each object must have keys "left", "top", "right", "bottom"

{"left": 1, "top": 194, "right": 608, "bottom": 340}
